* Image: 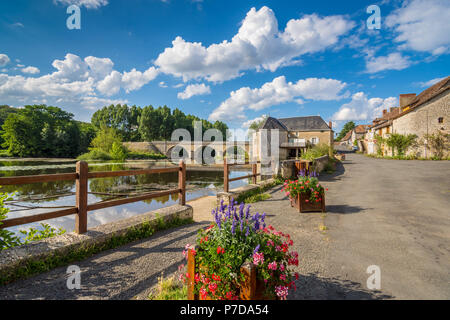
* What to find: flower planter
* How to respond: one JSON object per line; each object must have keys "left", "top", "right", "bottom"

{"left": 186, "top": 246, "right": 275, "bottom": 300}
{"left": 290, "top": 192, "right": 325, "bottom": 213}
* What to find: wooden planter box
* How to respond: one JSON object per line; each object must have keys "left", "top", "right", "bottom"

{"left": 290, "top": 192, "right": 325, "bottom": 213}
{"left": 186, "top": 246, "right": 275, "bottom": 300}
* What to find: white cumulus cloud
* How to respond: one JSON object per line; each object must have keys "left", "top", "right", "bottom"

{"left": 386, "top": 0, "right": 450, "bottom": 55}
{"left": 21, "top": 66, "right": 40, "bottom": 74}
{"left": 155, "top": 6, "right": 354, "bottom": 82}
{"left": 365, "top": 52, "right": 411, "bottom": 73}
{"left": 209, "top": 76, "right": 347, "bottom": 122}
{"left": 0, "top": 54, "right": 10, "bottom": 67}
{"left": 54, "top": 0, "right": 108, "bottom": 9}
{"left": 177, "top": 83, "right": 211, "bottom": 100}
{"left": 332, "top": 92, "right": 397, "bottom": 121}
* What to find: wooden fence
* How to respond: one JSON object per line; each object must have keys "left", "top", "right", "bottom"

{"left": 223, "top": 159, "right": 261, "bottom": 193}
{"left": 0, "top": 160, "right": 186, "bottom": 234}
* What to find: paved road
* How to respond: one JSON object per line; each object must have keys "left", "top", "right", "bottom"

{"left": 322, "top": 154, "right": 450, "bottom": 299}
{"left": 1, "top": 154, "right": 449, "bottom": 299}
{"left": 251, "top": 153, "right": 450, "bottom": 299}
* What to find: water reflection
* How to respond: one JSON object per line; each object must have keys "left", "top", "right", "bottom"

{"left": 0, "top": 159, "right": 250, "bottom": 236}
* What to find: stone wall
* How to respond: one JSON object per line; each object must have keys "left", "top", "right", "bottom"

{"left": 0, "top": 205, "right": 193, "bottom": 282}
{"left": 393, "top": 90, "right": 449, "bottom": 158}
{"left": 217, "top": 178, "right": 275, "bottom": 206}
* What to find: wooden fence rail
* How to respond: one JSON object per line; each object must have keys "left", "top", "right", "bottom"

{"left": 223, "top": 159, "right": 261, "bottom": 193}
{"left": 0, "top": 160, "right": 186, "bottom": 233}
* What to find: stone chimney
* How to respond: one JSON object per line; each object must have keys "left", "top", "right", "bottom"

{"left": 383, "top": 109, "right": 387, "bottom": 116}
{"left": 328, "top": 121, "right": 332, "bottom": 129}
{"left": 399, "top": 94, "right": 416, "bottom": 108}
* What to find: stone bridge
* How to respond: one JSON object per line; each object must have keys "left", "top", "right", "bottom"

{"left": 123, "top": 141, "right": 250, "bottom": 159}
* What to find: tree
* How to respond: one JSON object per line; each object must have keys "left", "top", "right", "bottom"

{"left": 424, "top": 130, "right": 450, "bottom": 159}
{"left": 249, "top": 115, "right": 268, "bottom": 131}
{"left": 336, "top": 121, "right": 356, "bottom": 141}
{"left": 91, "top": 104, "right": 141, "bottom": 141}
{"left": 385, "top": 133, "right": 417, "bottom": 156}
{"left": 1, "top": 105, "right": 82, "bottom": 157}
{"left": 90, "top": 125, "right": 122, "bottom": 153}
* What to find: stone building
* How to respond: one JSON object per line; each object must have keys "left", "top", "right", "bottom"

{"left": 365, "top": 76, "right": 449, "bottom": 157}
{"left": 254, "top": 116, "right": 333, "bottom": 161}
{"left": 392, "top": 76, "right": 450, "bottom": 158}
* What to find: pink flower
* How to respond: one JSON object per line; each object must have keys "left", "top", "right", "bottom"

{"left": 280, "top": 264, "right": 285, "bottom": 271}
{"left": 253, "top": 252, "right": 265, "bottom": 266}
{"left": 268, "top": 261, "right": 277, "bottom": 270}
{"left": 280, "top": 274, "right": 286, "bottom": 281}
{"left": 275, "top": 285, "right": 289, "bottom": 299}
{"left": 267, "top": 240, "right": 274, "bottom": 247}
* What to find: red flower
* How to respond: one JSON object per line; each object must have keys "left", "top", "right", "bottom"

{"left": 212, "top": 274, "right": 221, "bottom": 282}
{"left": 217, "top": 246, "right": 225, "bottom": 254}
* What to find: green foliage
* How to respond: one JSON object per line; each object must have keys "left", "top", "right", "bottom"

{"left": 126, "top": 151, "right": 167, "bottom": 160}
{"left": 90, "top": 125, "right": 122, "bottom": 153}
{"left": 385, "top": 133, "right": 417, "bottom": 156}
{"left": 0, "top": 105, "right": 90, "bottom": 158}
{"left": 373, "top": 134, "right": 385, "bottom": 156}
{"left": 335, "top": 121, "right": 355, "bottom": 141}
{"left": 0, "top": 192, "right": 21, "bottom": 250}
{"left": 301, "top": 143, "right": 330, "bottom": 161}
{"left": 0, "top": 215, "right": 193, "bottom": 285}
{"left": 19, "top": 223, "right": 65, "bottom": 244}
{"left": 77, "top": 149, "right": 112, "bottom": 161}
{"left": 139, "top": 105, "right": 228, "bottom": 141}
{"left": 149, "top": 274, "right": 187, "bottom": 300}
{"left": 185, "top": 202, "right": 298, "bottom": 300}
{"left": 110, "top": 142, "right": 128, "bottom": 161}
{"left": 235, "top": 179, "right": 282, "bottom": 204}
{"left": 243, "top": 192, "right": 271, "bottom": 203}
{"left": 424, "top": 130, "right": 450, "bottom": 160}
{"left": 282, "top": 176, "right": 325, "bottom": 202}
{"left": 1, "top": 192, "right": 66, "bottom": 250}
{"left": 91, "top": 104, "right": 142, "bottom": 141}
{"left": 249, "top": 115, "right": 268, "bottom": 131}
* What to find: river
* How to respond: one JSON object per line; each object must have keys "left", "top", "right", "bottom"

{"left": 0, "top": 159, "right": 250, "bottom": 236}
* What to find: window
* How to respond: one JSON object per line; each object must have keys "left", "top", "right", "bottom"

{"left": 311, "top": 137, "right": 319, "bottom": 144}
{"left": 386, "top": 127, "right": 390, "bottom": 134}
{"left": 438, "top": 117, "right": 444, "bottom": 124}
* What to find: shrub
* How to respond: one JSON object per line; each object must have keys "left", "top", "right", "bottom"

{"left": 127, "top": 151, "right": 167, "bottom": 160}
{"left": 281, "top": 175, "right": 327, "bottom": 203}
{"left": 180, "top": 201, "right": 298, "bottom": 300}
{"left": 1, "top": 192, "right": 66, "bottom": 250}
{"left": 301, "top": 143, "right": 329, "bottom": 161}
{"left": 77, "top": 149, "right": 112, "bottom": 160}
{"left": 385, "top": 133, "right": 417, "bottom": 156}
{"left": 110, "top": 142, "right": 128, "bottom": 161}
{"left": 424, "top": 130, "right": 450, "bottom": 160}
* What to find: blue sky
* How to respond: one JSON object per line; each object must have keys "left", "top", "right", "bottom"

{"left": 0, "top": 0, "right": 449, "bottom": 133}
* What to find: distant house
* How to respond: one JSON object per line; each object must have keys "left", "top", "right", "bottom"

{"left": 366, "top": 76, "right": 449, "bottom": 157}
{"left": 339, "top": 125, "right": 370, "bottom": 150}
{"left": 255, "top": 116, "right": 333, "bottom": 160}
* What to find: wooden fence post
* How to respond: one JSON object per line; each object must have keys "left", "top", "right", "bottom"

{"left": 179, "top": 160, "right": 186, "bottom": 205}
{"left": 75, "top": 161, "right": 88, "bottom": 234}
{"left": 252, "top": 163, "right": 257, "bottom": 184}
{"left": 239, "top": 261, "right": 257, "bottom": 300}
{"left": 224, "top": 158, "right": 229, "bottom": 193}
{"left": 187, "top": 246, "right": 197, "bottom": 300}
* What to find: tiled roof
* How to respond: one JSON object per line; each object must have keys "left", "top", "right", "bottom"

{"left": 277, "top": 116, "right": 331, "bottom": 131}
{"left": 354, "top": 124, "right": 370, "bottom": 133}
{"left": 408, "top": 76, "right": 450, "bottom": 109}
{"left": 259, "top": 117, "right": 288, "bottom": 130}
{"left": 341, "top": 130, "right": 352, "bottom": 141}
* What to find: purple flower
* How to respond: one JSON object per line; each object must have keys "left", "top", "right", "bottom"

{"left": 240, "top": 219, "right": 244, "bottom": 232}
{"left": 231, "top": 219, "right": 236, "bottom": 235}
{"left": 245, "top": 226, "right": 250, "bottom": 237}
{"left": 245, "top": 205, "right": 251, "bottom": 219}
{"left": 253, "top": 244, "right": 260, "bottom": 255}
